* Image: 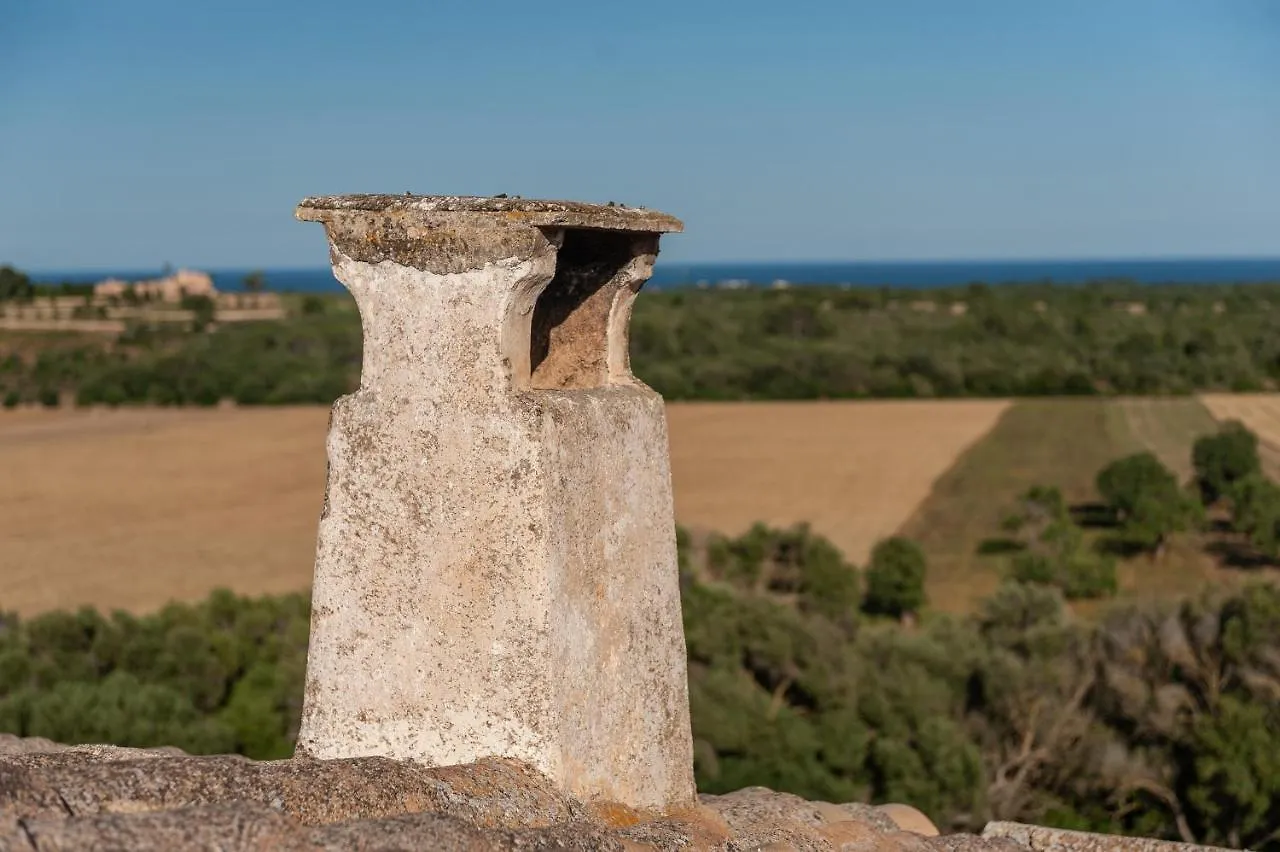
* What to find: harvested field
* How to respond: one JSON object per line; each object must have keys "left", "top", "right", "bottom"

{"left": 666, "top": 400, "right": 1010, "bottom": 566}
{"left": 1199, "top": 393, "right": 1280, "bottom": 477}
{"left": 0, "top": 407, "right": 330, "bottom": 616}
{"left": 0, "top": 400, "right": 1009, "bottom": 615}
{"left": 1109, "top": 397, "right": 1218, "bottom": 481}
{"left": 6, "top": 397, "right": 1262, "bottom": 619}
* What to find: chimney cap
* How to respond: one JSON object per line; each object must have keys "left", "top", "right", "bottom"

{"left": 297, "top": 194, "right": 683, "bottom": 234}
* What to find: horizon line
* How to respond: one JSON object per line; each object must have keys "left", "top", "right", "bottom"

{"left": 21, "top": 253, "right": 1280, "bottom": 276}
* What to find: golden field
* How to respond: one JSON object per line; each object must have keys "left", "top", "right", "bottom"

{"left": 0, "top": 407, "right": 329, "bottom": 616}
{"left": 0, "top": 401, "right": 1009, "bottom": 616}
{"left": 665, "top": 400, "right": 1010, "bottom": 565}
{"left": 4, "top": 395, "right": 1275, "bottom": 617}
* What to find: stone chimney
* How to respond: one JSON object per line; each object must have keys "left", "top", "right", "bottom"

{"left": 294, "top": 195, "right": 694, "bottom": 810}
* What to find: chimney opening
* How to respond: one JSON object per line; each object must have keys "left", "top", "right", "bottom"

{"left": 528, "top": 229, "right": 634, "bottom": 390}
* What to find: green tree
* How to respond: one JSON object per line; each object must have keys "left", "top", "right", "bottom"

{"left": 1097, "top": 452, "right": 1176, "bottom": 519}
{"left": 5, "top": 558, "right": 1280, "bottom": 842}
{"left": 1187, "top": 697, "right": 1280, "bottom": 849}
{"left": 1229, "top": 473, "right": 1280, "bottom": 558}
{"left": 863, "top": 537, "right": 927, "bottom": 619}
{"left": 5, "top": 672, "right": 236, "bottom": 754}
{"left": 181, "top": 294, "right": 217, "bottom": 332}
{"left": 243, "top": 270, "right": 266, "bottom": 294}
{"left": 1007, "top": 521, "right": 1117, "bottom": 600}
{"left": 700, "top": 523, "right": 860, "bottom": 626}
{"left": 1125, "top": 490, "right": 1200, "bottom": 557}
{"left": 1193, "top": 422, "right": 1261, "bottom": 505}
{"left": 0, "top": 265, "right": 33, "bottom": 301}
{"left": 1096, "top": 452, "right": 1198, "bottom": 557}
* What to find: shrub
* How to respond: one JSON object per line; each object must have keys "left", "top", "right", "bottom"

{"left": 1009, "top": 537, "right": 1117, "bottom": 600}
{"left": 863, "top": 537, "right": 927, "bottom": 618}
{"left": 1096, "top": 453, "right": 1198, "bottom": 557}
{"left": 181, "top": 294, "right": 217, "bottom": 331}
{"left": 1010, "top": 552, "right": 1057, "bottom": 586}
{"left": 0, "top": 591, "right": 309, "bottom": 760}
{"left": 1096, "top": 452, "right": 1178, "bottom": 519}
{"left": 1194, "top": 421, "right": 1262, "bottom": 505}
{"left": 703, "top": 523, "right": 861, "bottom": 625}
{"left": 1057, "top": 551, "right": 1118, "bottom": 600}
{"left": 1229, "top": 473, "right": 1280, "bottom": 557}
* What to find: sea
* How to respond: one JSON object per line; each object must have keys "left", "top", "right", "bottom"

{"left": 29, "top": 257, "right": 1280, "bottom": 293}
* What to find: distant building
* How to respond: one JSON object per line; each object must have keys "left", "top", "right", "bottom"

{"left": 92, "top": 278, "right": 131, "bottom": 299}
{"left": 93, "top": 269, "right": 217, "bottom": 302}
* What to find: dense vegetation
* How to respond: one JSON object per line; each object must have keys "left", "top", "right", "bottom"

{"left": 0, "top": 306, "right": 358, "bottom": 409}
{"left": 6, "top": 265, "right": 1280, "bottom": 403}
{"left": 1, "top": 527, "right": 1277, "bottom": 848}
{"left": 970, "top": 418, "right": 1280, "bottom": 614}
{"left": 630, "top": 280, "right": 1280, "bottom": 399}
{"left": 683, "top": 529, "right": 1280, "bottom": 849}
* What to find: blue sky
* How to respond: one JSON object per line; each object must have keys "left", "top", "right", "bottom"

{"left": 2, "top": 0, "right": 1278, "bottom": 269}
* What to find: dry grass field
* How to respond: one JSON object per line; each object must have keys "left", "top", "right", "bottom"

{"left": 0, "top": 400, "right": 1009, "bottom": 615}
{"left": 6, "top": 395, "right": 1275, "bottom": 618}
{"left": 0, "top": 407, "right": 331, "bottom": 616}
{"left": 900, "top": 397, "right": 1240, "bottom": 614}
{"left": 1110, "top": 397, "right": 1219, "bottom": 481}
{"left": 665, "top": 400, "right": 1010, "bottom": 565}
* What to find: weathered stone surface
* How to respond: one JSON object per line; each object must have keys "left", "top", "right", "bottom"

{"left": 15, "top": 804, "right": 306, "bottom": 852}
{"left": 297, "top": 193, "right": 683, "bottom": 230}
{"left": 0, "top": 742, "right": 1231, "bottom": 852}
{"left": 611, "top": 803, "right": 736, "bottom": 849}
{"left": 307, "top": 813, "right": 626, "bottom": 852}
{"left": 878, "top": 804, "right": 940, "bottom": 837}
{"left": 0, "top": 735, "right": 65, "bottom": 757}
{"left": 296, "top": 196, "right": 680, "bottom": 275}
{"left": 0, "top": 737, "right": 185, "bottom": 769}
{"left": 0, "top": 747, "right": 927, "bottom": 850}
{"left": 934, "top": 835, "right": 1028, "bottom": 852}
{"left": 0, "top": 754, "right": 583, "bottom": 830}
{"left": 295, "top": 195, "right": 694, "bottom": 810}
{"left": 982, "top": 823, "right": 1236, "bottom": 852}
{"left": 699, "top": 787, "right": 897, "bottom": 851}
{"left": 0, "top": 764, "right": 66, "bottom": 824}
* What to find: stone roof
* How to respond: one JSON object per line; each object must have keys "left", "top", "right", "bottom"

{"left": 0, "top": 735, "right": 1233, "bottom": 852}
{"left": 0, "top": 735, "right": 933, "bottom": 851}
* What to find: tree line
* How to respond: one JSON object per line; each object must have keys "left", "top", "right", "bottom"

{"left": 6, "top": 266, "right": 1280, "bottom": 404}
{"left": 629, "top": 279, "right": 1280, "bottom": 399}
{"left": 1, "top": 524, "right": 1277, "bottom": 848}
{"left": 0, "top": 309, "right": 357, "bottom": 409}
